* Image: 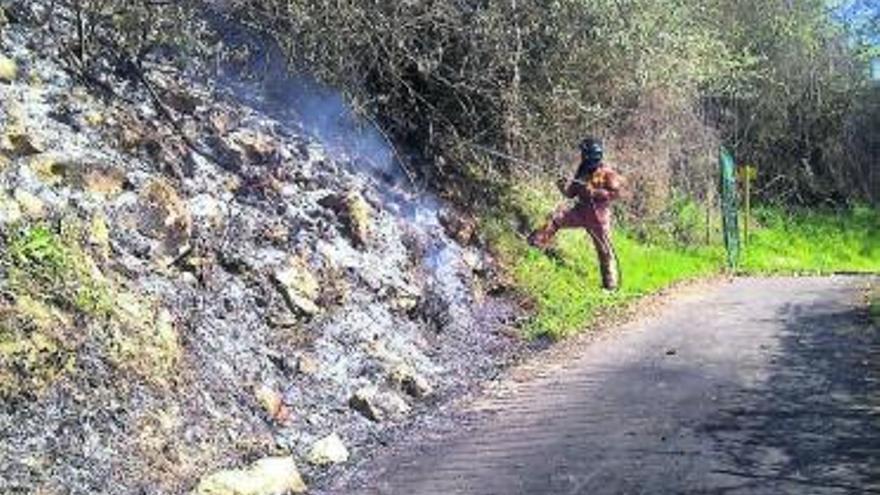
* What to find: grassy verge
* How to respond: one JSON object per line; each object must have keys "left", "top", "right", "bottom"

{"left": 482, "top": 184, "right": 724, "bottom": 340}
{"left": 483, "top": 182, "right": 878, "bottom": 340}
{"left": 739, "top": 206, "right": 880, "bottom": 274}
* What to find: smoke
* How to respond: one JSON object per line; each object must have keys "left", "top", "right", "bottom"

{"left": 212, "top": 19, "right": 404, "bottom": 187}
{"left": 210, "top": 15, "right": 476, "bottom": 331}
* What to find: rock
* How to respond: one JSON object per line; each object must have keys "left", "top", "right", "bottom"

{"left": 208, "top": 110, "right": 234, "bottom": 136}
{"left": 255, "top": 385, "right": 291, "bottom": 423}
{"left": 319, "top": 190, "right": 372, "bottom": 247}
{"left": 1, "top": 131, "right": 43, "bottom": 157}
{"left": 78, "top": 164, "right": 127, "bottom": 196}
{"left": 439, "top": 208, "right": 478, "bottom": 245}
{"left": 273, "top": 257, "right": 321, "bottom": 316}
{"left": 161, "top": 86, "right": 200, "bottom": 115}
{"left": 116, "top": 114, "right": 147, "bottom": 151}
{"left": 13, "top": 189, "right": 45, "bottom": 219}
{"left": 349, "top": 386, "right": 382, "bottom": 421}
{"left": 205, "top": 135, "right": 245, "bottom": 172}
{"left": 189, "top": 194, "right": 227, "bottom": 229}
{"left": 307, "top": 433, "right": 349, "bottom": 466}
{"left": 29, "top": 155, "right": 62, "bottom": 185}
{"left": 461, "top": 249, "right": 487, "bottom": 274}
{"left": 349, "top": 385, "right": 411, "bottom": 422}
{"left": 267, "top": 312, "right": 298, "bottom": 329}
{"left": 390, "top": 363, "right": 433, "bottom": 399}
{"left": 138, "top": 179, "right": 192, "bottom": 266}
{"left": 0, "top": 194, "right": 23, "bottom": 224}
{"left": 345, "top": 191, "right": 372, "bottom": 245}
{"left": 389, "top": 285, "right": 421, "bottom": 313}
{"left": 365, "top": 339, "right": 403, "bottom": 366}
{"left": 193, "top": 456, "right": 307, "bottom": 495}
{"left": 0, "top": 55, "right": 17, "bottom": 83}
{"left": 261, "top": 223, "right": 289, "bottom": 245}
{"left": 141, "top": 132, "right": 193, "bottom": 177}
{"left": 224, "top": 175, "right": 242, "bottom": 193}
{"left": 88, "top": 212, "right": 111, "bottom": 259}
{"left": 297, "top": 353, "right": 320, "bottom": 376}
{"left": 83, "top": 111, "right": 104, "bottom": 127}
{"left": 233, "top": 130, "right": 277, "bottom": 164}
{"left": 30, "top": 158, "right": 127, "bottom": 197}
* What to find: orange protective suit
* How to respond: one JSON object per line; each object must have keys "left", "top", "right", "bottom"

{"left": 529, "top": 165, "right": 624, "bottom": 290}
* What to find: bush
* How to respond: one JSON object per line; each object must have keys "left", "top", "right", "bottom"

{"left": 223, "top": 0, "right": 877, "bottom": 209}
{"left": 226, "top": 0, "right": 739, "bottom": 210}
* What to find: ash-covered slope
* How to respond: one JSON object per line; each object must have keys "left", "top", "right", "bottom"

{"left": 0, "top": 7, "right": 521, "bottom": 494}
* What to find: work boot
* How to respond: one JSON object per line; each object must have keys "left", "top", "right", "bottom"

{"left": 600, "top": 254, "right": 619, "bottom": 290}
{"left": 527, "top": 229, "right": 551, "bottom": 250}
{"left": 593, "top": 235, "right": 618, "bottom": 291}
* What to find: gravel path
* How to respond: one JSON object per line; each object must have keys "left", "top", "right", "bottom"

{"left": 333, "top": 276, "right": 880, "bottom": 494}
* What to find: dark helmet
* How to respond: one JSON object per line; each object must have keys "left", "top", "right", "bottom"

{"left": 580, "top": 137, "right": 603, "bottom": 165}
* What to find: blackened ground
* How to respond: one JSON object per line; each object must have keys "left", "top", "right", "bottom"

{"left": 326, "top": 276, "right": 880, "bottom": 494}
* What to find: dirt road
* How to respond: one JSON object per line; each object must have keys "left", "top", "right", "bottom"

{"left": 331, "top": 276, "right": 879, "bottom": 494}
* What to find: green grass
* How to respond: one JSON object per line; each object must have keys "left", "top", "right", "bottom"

{"left": 483, "top": 182, "right": 878, "bottom": 340}
{"left": 6, "top": 223, "right": 112, "bottom": 315}
{"left": 739, "top": 206, "right": 880, "bottom": 274}
{"left": 483, "top": 184, "right": 724, "bottom": 340}
{"left": 1, "top": 221, "right": 180, "bottom": 397}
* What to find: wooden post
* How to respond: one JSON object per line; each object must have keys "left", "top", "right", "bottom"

{"left": 744, "top": 169, "right": 750, "bottom": 250}
{"left": 740, "top": 165, "right": 755, "bottom": 251}
{"left": 705, "top": 192, "right": 711, "bottom": 245}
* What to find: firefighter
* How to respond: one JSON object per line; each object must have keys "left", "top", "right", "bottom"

{"left": 528, "top": 137, "right": 624, "bottom": 290}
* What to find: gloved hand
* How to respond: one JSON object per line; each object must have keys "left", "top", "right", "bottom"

{"left": 556, "top": 176, "right": 569, "bottom": 195}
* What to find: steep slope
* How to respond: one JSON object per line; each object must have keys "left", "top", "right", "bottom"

{"left": 0, "top": 10, "right": 522, "bottom": 494}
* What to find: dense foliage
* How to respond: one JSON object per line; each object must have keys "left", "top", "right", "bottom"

{"left": 8, "top": 0, "right": 878, "bottom": 208}
{"left": 225, "top": 0, "right": 878, "bottom": 209}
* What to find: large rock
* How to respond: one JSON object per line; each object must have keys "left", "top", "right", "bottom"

{"left": 36, "top": 159, "right": 128, "bottom": 197}
{"left": 307, "top": 433, "right": 349, "bottom": 466}
{"left": 0, "top": 55, "right": 17, "bottom": 83}
{"left": 349, "top": 385, "right": 411, "bottom": 422}
{"left": 0, "top": 194, "right": 23, "bottom": 224}
{"left": 13, "top": 189, "right": 45, "bottom": 219}
{"left": 390, "top": 363, "right": 433, "bottom": 399}
{"left": 319, "top": 190, "right": 372, "bottom": 247}
{"left": 193, "top": 456, "right": 307, "bottom": 495}
{"left": 273, "top": 257, "right": 320, "bottom": 316}
{"left": 138, "top": 179, "right": 192, "bottom": 266}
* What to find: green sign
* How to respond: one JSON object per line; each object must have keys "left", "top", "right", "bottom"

{"left": 720, "top": 148, "right": 739, "bottom": 268}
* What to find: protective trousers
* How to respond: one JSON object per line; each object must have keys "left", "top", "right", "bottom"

{"left": 529, "top": 202, "right": 619, "bottom": 290}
